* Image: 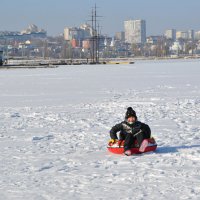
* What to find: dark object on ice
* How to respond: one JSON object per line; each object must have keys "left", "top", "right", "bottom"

{"left": 0, "top": 50, "right": 3, "bottom": 66}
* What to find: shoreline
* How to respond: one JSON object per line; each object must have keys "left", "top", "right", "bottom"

{"left": 0, "top": 55, "right": 199, "bottom": 69}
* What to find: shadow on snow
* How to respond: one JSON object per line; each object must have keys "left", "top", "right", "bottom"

{"left": 156, "top": 144, "right": 200, "bottom": 154}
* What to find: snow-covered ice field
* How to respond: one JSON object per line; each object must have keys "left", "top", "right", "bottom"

{"left": 0, "top": 59, "right": 200, "bottom": 200}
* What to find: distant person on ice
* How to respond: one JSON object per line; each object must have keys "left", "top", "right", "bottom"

{"left": 109, "top": 107, "right": 151, "bottom": 156}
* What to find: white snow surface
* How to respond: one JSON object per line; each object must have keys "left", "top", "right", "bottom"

{"left": 0, "top": 59, "right": 200, "bottom": 200}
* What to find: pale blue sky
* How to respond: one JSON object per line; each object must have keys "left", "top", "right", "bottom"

{"left": 0, "top": 0, "right": 200, "bottom": 36}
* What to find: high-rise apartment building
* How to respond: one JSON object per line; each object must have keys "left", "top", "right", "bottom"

{"left": 188, "top": 30, "right": 194, "bottom": 40}
{"left": 124, "top": 19, "right": 146, "bottom": 44}
{"left": 164, "top": 29, "right": 176, "bottom": 41}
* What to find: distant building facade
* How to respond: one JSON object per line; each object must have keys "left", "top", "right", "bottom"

{"left": 0, "top": 24, "right": 47, "bottom": 41}
{"left": 195, "top": 31, "right": 200, "bottom": 40}
{"left": 64, "top": 24, "right": 92, "bottom": 41}
{"left": 82, "top": 39, "right": 91, "bottom": 49}
{"left": 188, "top": 30, "right": 194, "bottom": 40}
{"left": 0, "top": 32, "right": 47, "bottom": 41}
{"left": 164, "top": 29, "right": 176, "bottom": 41}
{"left": 124, "top": 19, "right": 146, "bottom": 44}
{"left": 115, "top": 32, "right": 125, "bottom": 41}
{"left": 176, "top": 31, "right": 188, "bottom": 40}
{"left": 146, "top": 36, "right": 164, "bottom": 45}
{"left": 64, "top": 27, "right": 81, "bottom": 41}
{"left": 170, "top": 41, "right": 183, "bottom": 53}
{"left": 174, "top": 30, "right": 195, "bottom": 41}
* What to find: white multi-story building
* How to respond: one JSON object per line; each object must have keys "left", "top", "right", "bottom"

{"left": 188, "top": 30, "right": 194, "bottom": 40}
{"left": 164, "top": 29, "right": 176, "bottom": 41}
{"left": 124, "top": 19, "right": 146, "bottom": 44}
{"left": 195, "top": 31, "right": 200, "bottom": 40}
{"left": 176, "top": 31, "right": 188, "bottom": 40}
{"left": 64, "top": 27, "right": 82, "bottom": 41}
{"left": 175, "top": 30, "right": 195, "bottom": 40}
{"left": 64, "top": 24, "right": 92, "bottom": 41}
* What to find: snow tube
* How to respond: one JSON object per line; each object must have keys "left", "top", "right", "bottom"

{"left": 107, "top": 138, "right": 157, "bottom": 155}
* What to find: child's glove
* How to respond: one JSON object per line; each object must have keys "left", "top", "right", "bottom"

{"left": 109, "top": 139, "right": 118, "bottom": 144}
{"left": 108, "top": 139, "right": 119, "bottom": 146}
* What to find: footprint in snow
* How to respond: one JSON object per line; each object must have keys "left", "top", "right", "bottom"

{"left": 11, "top": 113, "right": 20, "bottom": 118}
{"left": 32, "top": 134, "right": 54, "bottom": 141}
{"left": 38, "top": 163, "right": 53, "bottom": 172}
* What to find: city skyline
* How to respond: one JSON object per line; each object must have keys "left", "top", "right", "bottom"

{"left": 0, "top": 0, "right": 200, "bottom": 36}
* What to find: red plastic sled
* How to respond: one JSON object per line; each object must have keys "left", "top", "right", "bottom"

{"left": 107, "top": 138, "right": 157, "bottom": 155}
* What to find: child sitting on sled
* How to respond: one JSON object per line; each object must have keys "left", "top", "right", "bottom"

{"left": 109, "top": 107, "right": 151, "bottom": 156}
